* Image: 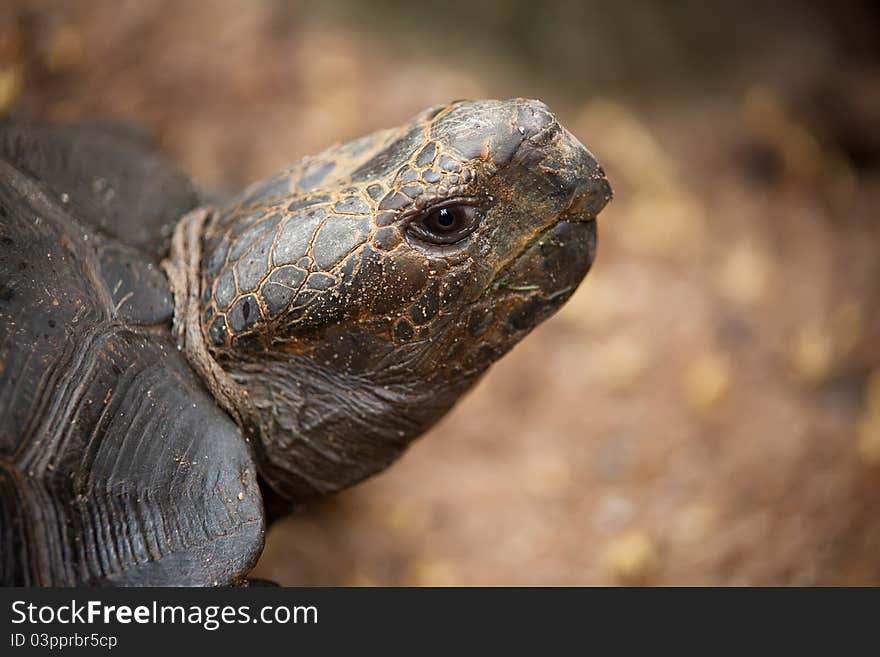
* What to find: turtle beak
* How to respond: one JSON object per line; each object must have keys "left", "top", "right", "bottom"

{"left": 491, "top": 126, "right": 608, "bottom": 333}
{"left": 551, "top": 123, "right": 613, "bottom": 223}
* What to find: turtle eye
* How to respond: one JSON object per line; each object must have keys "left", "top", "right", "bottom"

{"left": 409, "top": 204, "right": 482, "bottom": 244}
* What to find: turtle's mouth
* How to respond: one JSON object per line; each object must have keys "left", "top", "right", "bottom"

{"left": 487, "top": 155, "right": 609, "bottom": 298}
{"left": 495, "top": 217, "right": 595, "bottom": 289}
{"left": 484, "top": 217, "right": 596, "bottom": 336}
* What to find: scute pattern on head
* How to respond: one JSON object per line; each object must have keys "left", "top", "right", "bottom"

{"left": 199, "top": 101, "right": 484, "bottom": 351}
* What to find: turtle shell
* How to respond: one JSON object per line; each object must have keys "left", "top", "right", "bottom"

{"left": 0, "top": 123, "right": 264, "bottom": 585}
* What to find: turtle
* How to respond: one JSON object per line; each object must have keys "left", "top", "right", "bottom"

{"left": 0, "top": 98, "right": 612, "bottom": 586}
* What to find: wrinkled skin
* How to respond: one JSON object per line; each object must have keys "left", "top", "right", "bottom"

{"left": 191, "top": 99, "right": 612, "bottom": 501}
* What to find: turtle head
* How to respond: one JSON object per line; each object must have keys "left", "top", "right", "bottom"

{"left": 197, "top": 99, "right": 611, "bottom": 501}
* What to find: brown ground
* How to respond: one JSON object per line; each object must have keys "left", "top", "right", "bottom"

{"left": 3, "top": 0, "right": 879, "bottom": 585}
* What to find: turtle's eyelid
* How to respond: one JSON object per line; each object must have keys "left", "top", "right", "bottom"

{"left": 398, "top": 195, "right": 489, "bottom": 222}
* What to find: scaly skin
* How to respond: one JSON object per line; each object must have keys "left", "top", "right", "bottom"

{"left": 177, "top": 99, "right": 612, "bottom": 502}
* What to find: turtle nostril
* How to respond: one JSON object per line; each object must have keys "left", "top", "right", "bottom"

{"left": 512, "top": 98, "right": 559, "bottom": 144}
{"left": 527, "top": 120, "right": 562, "bottom": 148}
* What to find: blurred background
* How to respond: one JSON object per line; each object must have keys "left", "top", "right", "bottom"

{"left": 2, "top": 0, "right": 879, "bottom": 585}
